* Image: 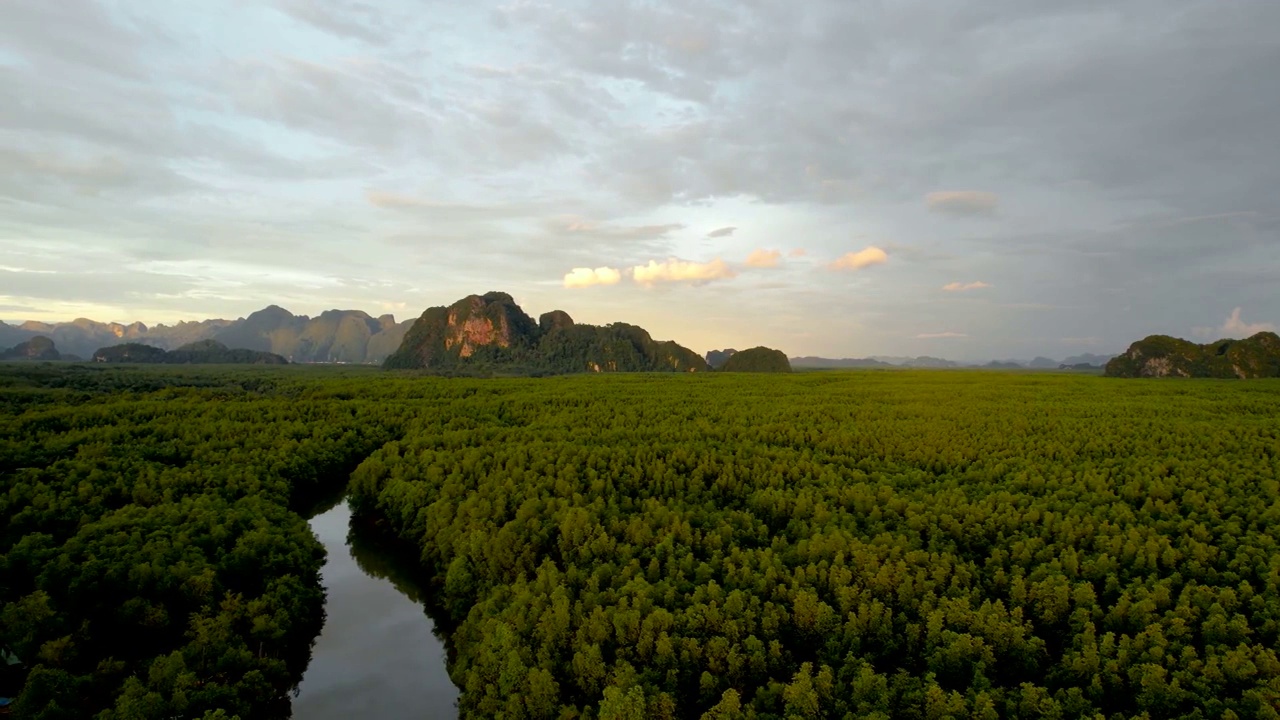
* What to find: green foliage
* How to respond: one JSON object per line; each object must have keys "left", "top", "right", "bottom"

{"left": 6, "top": 365, "right": 1280, "bottom": 719}
{"left": 0, "top": 365, "right": 401, "bottom": 718}
{"left": 719, "top": 347, "right": 792, "bottom": 373}
{"left": 347, "top": 371, "right": 1280, "bottom": 718}
{"left": 1106, "top": 331, "right": 1280, "bottom": 378}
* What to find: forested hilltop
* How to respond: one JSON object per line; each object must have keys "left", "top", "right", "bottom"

{"left": 1106, "top": 331, "right": 1280, "bottom": 378}
{"left": 5, "top": 364, "right": 1278, "bottom": 718}
{"left": 719, "top": 346, "right": 792, "bottom": 372}
{"left": 383, "top": 291, "right": 708, "bottom": 374}
{"left": 92, "top": 340, "right": 289, "bottom": 365}
{"left": 0, "top": 337, "right": 65, "bottom": 362}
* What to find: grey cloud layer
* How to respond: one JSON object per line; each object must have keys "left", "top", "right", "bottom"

{"left": 0, "top": 0, "right": 1275, "bottom": 357}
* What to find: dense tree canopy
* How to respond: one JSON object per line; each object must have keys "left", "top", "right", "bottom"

{"left": 3, "top": 364, "right": 1279, "bottom": 719}
{"left": 349, "top": 372, "right": 1280, "bottom": 719}
{"left": 0, "top": 365, "right": 398, "bottom": 718}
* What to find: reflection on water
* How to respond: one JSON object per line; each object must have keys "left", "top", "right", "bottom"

{"left": 293, "top": 500, "right": 459, "bottom": 719}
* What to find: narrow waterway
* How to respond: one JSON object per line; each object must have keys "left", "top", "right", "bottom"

{"left": 292, "top": 499, "right": 459, "bottom": 718}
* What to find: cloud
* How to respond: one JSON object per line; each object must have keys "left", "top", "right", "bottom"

{"left": 707, "top": 226, "right": 737, "bottom": 238}
{"left": 942, "top": 281, "right": 992, "bottom": 292}
{"left": 563, "top": 266, "right": 623, "bottom": 288}
{"left": 632, "top": 258, "right": 736, "bottom": 286}
{"left": 744, "top": 249, "right": 781, "bottom": 268}
{"left": 916, "top": 332, "right": 968, "bottom": 339}
{"left": 550, "top": 217, "right": 686, "bottom": 239}
{"left": 274, "top": 0, "right": 394, "bottom": 45}
{"left": 827, "top": 247, "right": 888, "bottom": 271}
{"left": 788, "top": 248, "right": 808, "bottom": 258}
{"left": 2, "top": 0, "right": 1279, "bottom": 361}
{"left": 1193, "top": 307, "right": 1276, "bottom": 338}
{"left": 366, "top": 190, "right": 424, "bottom": 209}
{"left": 926, "top": 191, "right": 999, "bottom": 217}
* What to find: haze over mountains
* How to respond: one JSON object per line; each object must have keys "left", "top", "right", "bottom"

{"left": 0, "top": 308, "right": 412, "bottom": 364}
{"left": 3, "top": 305, "right": 1120, "bottom": 370}
{"left": 776, "top": 352, "right": 1116, "bottom": 370}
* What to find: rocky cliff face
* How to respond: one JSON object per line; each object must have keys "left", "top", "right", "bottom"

{"left": 1105, "top": 332, "right": 1280, "bottom": 378}
{"left": 384, "top": 293, "right": 709, "bottom": 374}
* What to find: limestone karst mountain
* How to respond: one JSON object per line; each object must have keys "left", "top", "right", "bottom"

{"left": 1, "top": 308, "right": 410, "bottom": 364}
{"left": 1105, "top": 332, "right": 1280, "bottom": 378}
{"left": 384, "top": 292, "right": 708, "bottom": 374}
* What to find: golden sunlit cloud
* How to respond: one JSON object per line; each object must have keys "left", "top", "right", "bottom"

{"left": 828, "top": 246, "right": 888, "bottom": 270}
{"left": 563, "top": 266, "right": 623, "bottom": 288}
{"left": 942, "top": 281, "right": 991, "bottom": 292}
{"left": 632, "top": 258, "right": 736, "bottom": 286}
{"left": 745, "top": 249, "right": 781, "bottom": 268}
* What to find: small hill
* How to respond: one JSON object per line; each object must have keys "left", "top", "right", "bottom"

{"left": 1105, "top": 332, "right": 1280, "bottom": 378}
{"left": 0, "top": 336, "right": 62, "bottom": 361}
{"left": 92, "top": 343, "right": 168, "bottom": 363}
{"left": 904, "top": 356, "right": 960, "bottom": 368}
{"left": 384, "top": 293, "right": 708, "bottom": 374}
{"left": 720, "top": 346, "right": 792, "bottom": 373}
{"left": 1064, "top": 352, "right": 1117, "bottom": 366}
{"left": 790, "top": 356, "right": 895, "bottom": 369}
{"left": 93, "top": 341, "right": 288, "bottom": 365}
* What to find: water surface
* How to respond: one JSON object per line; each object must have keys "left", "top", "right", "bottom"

{"left": 293, "top": 500, "right": 459, "bottom": 718}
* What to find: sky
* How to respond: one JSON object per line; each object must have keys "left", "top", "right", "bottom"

{"left": 1, "top": 0, "right": 1277, "bottom": 360}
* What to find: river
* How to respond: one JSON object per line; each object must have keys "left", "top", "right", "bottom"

{"left": 292, "top": 499, "right": 459, "bottom": 718}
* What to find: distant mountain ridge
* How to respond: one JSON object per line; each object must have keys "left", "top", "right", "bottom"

{"left": 790, "top": 355, "right": 960, "bottom": 369}
{"left": 791, "top": 352, "right": 1117, "bottom": 369}
{"left": 385, "top": 292, "right": 708, "bottom": 374}
{"left": 1105, "top": 332, "right": 1280, "bottom": 378}
{"left": 0, "top": 308, "right": 410, "bottom": 364}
